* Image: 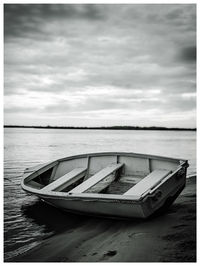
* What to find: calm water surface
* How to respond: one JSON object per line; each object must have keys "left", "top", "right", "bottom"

{"left": 4, "top": 128, "right": 196, "bottom": 261}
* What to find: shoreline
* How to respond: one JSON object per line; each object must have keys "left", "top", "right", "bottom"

{"left": 7, "top": 177, "right": 196, "bottom": 262}
{"left": 4, "top": 125, "right": 196, "bottom": 131}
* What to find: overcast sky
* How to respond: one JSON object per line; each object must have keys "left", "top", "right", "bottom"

{"left": 4, "top": 4, "right": 196, "bottom": 127}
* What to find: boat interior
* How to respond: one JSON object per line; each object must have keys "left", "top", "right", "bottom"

{"left": 24, "top": 154, "right": 181, "bottom": 196}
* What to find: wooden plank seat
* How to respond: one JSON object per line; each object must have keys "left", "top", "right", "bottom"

{"left": 69, "top": 163, "right": 124, "bottom": 194}
{"left": 124, "top": 169, "right": 171, "bottom": 196}
{"left": 86, "top": 175, "right": 115, "bottom": 193}
{"left": 41, "top": 167, "right": 87, "bottom": 192}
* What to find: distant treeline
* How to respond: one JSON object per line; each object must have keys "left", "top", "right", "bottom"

{"left": 4, "top": 125, "right": 196, "bottom": 131}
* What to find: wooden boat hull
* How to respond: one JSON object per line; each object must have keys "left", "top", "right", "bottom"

{"left": 21, "top": 152, "right": 188, "bottom": 219}
{"left": 36, "top": 179, "right": 186, "bottom": 219}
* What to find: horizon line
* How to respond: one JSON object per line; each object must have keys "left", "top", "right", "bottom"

{"left": 3, "top": 125, "right": 196, "bottom": 131}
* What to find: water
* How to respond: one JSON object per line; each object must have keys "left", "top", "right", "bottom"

{"left": 4, "top": 128, "right": 196, "bottom": 261}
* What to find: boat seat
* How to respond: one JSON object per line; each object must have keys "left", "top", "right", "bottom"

{"left": 41, "top": 167, "right": 87, "bottom": 192}
{"left": 124, "top": 169, "right": 171, "bottom": 196}
{"left": 69, "top": 163, "right": 124, "bottom": 194}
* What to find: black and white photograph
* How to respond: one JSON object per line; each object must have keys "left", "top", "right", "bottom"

{"left": 3, "top": 2, "right": 196, "bottom": 262}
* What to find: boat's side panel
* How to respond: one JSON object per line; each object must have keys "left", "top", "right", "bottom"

{"left": 54, "top": 158, "right": 88, "bottom": 180}
{"left": 24, "top": 162, "right": 50, "bottom": 174}
{"left": 142, "top": 183, "right": 185, "bottom": 218}
{"left": 37, "top": 173, "right": 185, "bottom": 218}
{"left": 88, "top": 156, "right": 117, "bottom": 176}
{"left": 40, "top": 196, "right": 146, "bottom": 218}
{"left": 24, "top": 161, "right": 58, "bottom": 184}
{"left": 150, "top": 159, "right": 179, "bottom": 172}
{"left": 141, "top": 168, "right": 187, "bottom": 217}
{"left": 118, "top": 156, "right": 149, "bottom": 176}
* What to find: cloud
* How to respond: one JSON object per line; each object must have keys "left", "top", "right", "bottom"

{"left": 4, "top": 4, "right": 196, "bottom": 127}
{"left": 178, "top": 46, "right": 196, "bottom": 63}
{"left": 4, "top": 4, "right": 104, "bottom": 39}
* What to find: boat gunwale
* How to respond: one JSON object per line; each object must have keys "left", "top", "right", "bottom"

{"left": 57, "top": 151, "right": 187, "bottom": 164}
{"left": 30, "top": 190, "right": 142, "bottom": 202}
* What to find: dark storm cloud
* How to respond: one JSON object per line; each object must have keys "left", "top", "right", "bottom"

{"left": 178, "top": 46, "right": 196, "bottom": 63}
{"left": 4, "top": 4, "right": 196, "bottom": 127}
{"left": 4, "top": 4, "right": 104, "bottom": 39}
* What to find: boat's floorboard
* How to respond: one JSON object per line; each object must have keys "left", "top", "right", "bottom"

{"left": 120, "top": 175, "right": 144, "bottom": 184}
{"left": 99, "top": 175, "right": 144, "bottom": 195}
{"left": 101, "top": 181, "right": 134, "bottom": 194}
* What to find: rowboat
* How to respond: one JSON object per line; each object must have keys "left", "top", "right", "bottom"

{"left": 21, "top": 152, "right": 189, "bottom": 219}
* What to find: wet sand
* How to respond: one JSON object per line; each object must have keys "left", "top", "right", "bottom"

{"left": 11, "top": 177, "right": 196, "bottom": 262}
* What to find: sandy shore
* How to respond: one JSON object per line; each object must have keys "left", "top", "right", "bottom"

{"left": 11, "top": 177, "right": 196, "bottom": 262}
